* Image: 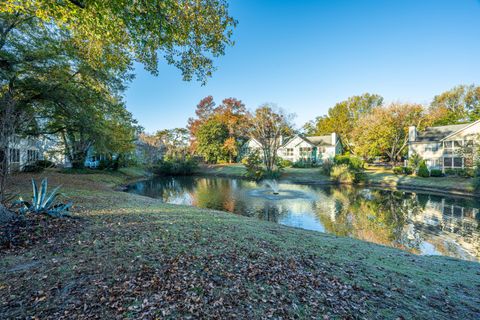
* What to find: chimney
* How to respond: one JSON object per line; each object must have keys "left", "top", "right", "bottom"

{"left": 279, "top": 134, "right": 284, "bottom": 146}
{"left": 408, "top": 126, "right": 417, "bottom": 142}
{"left": 331, "top": 132, "right": 337, "bottom": 145}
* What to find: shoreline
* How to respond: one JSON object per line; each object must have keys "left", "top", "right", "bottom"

{"left": 193, "top": 164, "right": 478, "bottom": 199}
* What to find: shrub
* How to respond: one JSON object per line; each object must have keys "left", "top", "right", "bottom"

{"left": 330, "top": 164, "right": 356, "bottom": 184}
{"left": 35, "top": 160, "right": 55, "bottom": 168}
{"left": 393, "top": 166, "right": 403, "bottom": 175}
{"left": 151, "top": 158, "right": 198, "bottom": 176}
{"left": 334, "top": 155, "right": 364, "bottom": 171}
{"left": 278, "top": 158, "right": 293, "bottom": 168}
{"left": 22, "top": 164, "right": 44, "bottom": 173}
{"left": 445, "top": 168, "right": 474, "bottom": 178}
{"left": 242, "top": 151, "right": 265, "bottom": 180}
{"left": 393, "top": 166, "right": 413, "bottom": 175}
{"left": 429, "top": 169, "right": 443, "bottom": 177}
{"left": 14, "top": 178, "right": 73, "bottom": 217}
{"left": 408, "top": 153, "right": 423, "bottom": 173}
{"left": 321, "top": 159, "right": 334, "bottom": 175}
{"left": 417, "top": 161, "right": 430, "bottom": 177}
{"left": 292, "top": 160, "right": 316, "bottom": 168}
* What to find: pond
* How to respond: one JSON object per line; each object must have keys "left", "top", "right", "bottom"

{"left": 127, "top": 176, "right": 480, "bottom": 261}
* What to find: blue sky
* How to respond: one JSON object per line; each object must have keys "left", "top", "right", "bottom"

{"left": 125, "top": 0, "right": 480, "bottom": 133}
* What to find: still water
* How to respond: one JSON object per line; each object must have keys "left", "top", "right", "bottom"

{"left": 127, "top": 176, "right": 480, "bottom": 261}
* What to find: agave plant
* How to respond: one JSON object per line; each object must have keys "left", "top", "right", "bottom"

{"left": 16, "top": 178, "right": 73, "bottom": 217}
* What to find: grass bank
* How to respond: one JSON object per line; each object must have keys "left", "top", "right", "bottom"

{"left": 1, "top": 170, "right": 479, "bottom": 319}
{"left": 198, "top": 164, "right": 477, "bottom": 197}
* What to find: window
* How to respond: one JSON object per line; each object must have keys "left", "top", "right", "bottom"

{"left": 27, "top": 150, "right": 39, "bottom": 162}
{"left": 453, "top": 157, "right": 463, "bottom": 168}
{"left": 425, "top": 144, "right": 438, "bottom": 152}
{"left": 299, "top": 147, "right": 312, "bottom": 156}
{"left": 444, "top": 157, "right": 464, "bottom": 168}
{"left": 444, "top": 157, "right": 452, "bottom": 168}
{"left": 9, "top": 148, "right": 20, "bottom": 163}
{"left": 283, "top": 148, "right": 293, "bottom": 157}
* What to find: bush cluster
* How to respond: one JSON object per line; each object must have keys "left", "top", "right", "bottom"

{"left": 321, "top": 159, "right": 334, "bottom": 175}
{"left": 429, "top": 169, "right": 443, "bottom": 177}
{"left": 330, "top": 164, "right": 365, "bottom": 183}
{"left": 334, "top": 155, "right": 364, "bottom": 171}
{"left": 292, "top": 160, "right": 317, "bottom": 168}
{"left": 393, "top": 166, "right": 413, "bottom": 175}
{"left": 150, "top": 158, "right": 198, "bottom": 176}
{"left": 417, "top": 161, "right": 430, "bottom": 177}
{"left": 444, "top": 168, "right": 474, "bottom": 178}
{"left": 242, "top": 151, "right": 264, "bottom": 180}
{"left": 330, "top": 155, "right": 366, "bottom": 184}
{"left": 22, "top": 160, "right": 57, "bottom": 173}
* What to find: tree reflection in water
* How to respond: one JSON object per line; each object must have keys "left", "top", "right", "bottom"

{"left": 127, "top": 176, "right": 480, "bottom": 261}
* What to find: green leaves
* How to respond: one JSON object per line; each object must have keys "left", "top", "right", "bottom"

{"left": 2, "top": 0, "right": 237, "bottom": 82}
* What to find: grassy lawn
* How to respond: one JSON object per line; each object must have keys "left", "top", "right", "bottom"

{"left": 364, "top": 167, "right": 475, "bottom": 195}
{"left": 1, "top": 170, "right": 479, "bottom": 319}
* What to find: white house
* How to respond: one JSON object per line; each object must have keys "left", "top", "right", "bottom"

{"left": 5, "top": 135, "right": 43, "bottom": 172}
{"left": 408, "top": 120, "right": 480, "bottom": 170}
{"left": 278, "top": 133, "right": 342, "bottom": 163}
{"left": 242, "top": 133, "right": 342, "bottom": 163}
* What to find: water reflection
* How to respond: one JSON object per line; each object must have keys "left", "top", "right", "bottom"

{"left": 127, "top": 176, "right": 480, "bottom": 261}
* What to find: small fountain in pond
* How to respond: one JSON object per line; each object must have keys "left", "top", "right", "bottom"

{"left": 263, "top": 179, "right": 280, "bottom": 195}
{"left": 249, "top": 179, "right": 311, "bottom": 200}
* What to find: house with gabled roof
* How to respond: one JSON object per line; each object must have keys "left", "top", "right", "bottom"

{"left": 242, "top": 133, "right": 342, "bottom": 163}
{"left": 278, "top": 133, "right": 342, "bottom": 163}
{"left": 408, "top": 120, "right": 480, "bottom": 170}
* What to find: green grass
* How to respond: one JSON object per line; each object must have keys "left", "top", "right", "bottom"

{"left": 365, "top": 169, "right": 475, "bottom": 194}
{"left": 1, "top": 171, "right": 479, "bottom": 319}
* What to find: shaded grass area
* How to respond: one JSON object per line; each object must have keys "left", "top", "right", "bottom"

{"left": 1, "top": 171, "right": 479, "bottom": 319}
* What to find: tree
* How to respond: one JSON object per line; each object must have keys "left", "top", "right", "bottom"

{"left": 2, "top": 0, "right": 237, "bottom": 82}
{"left": 189, "top": 96, "right": 248, "bottom": 162}
{"left": 195, "top": 118, "right": 229, "bottom": 163}
{"left": 249, "top": 105, "right": 294, "bottom": 174}
{"left": 213, "top": 98, "right": 249, "bottom": 162}
{"left": 353, "top": 103, "right": 427, "bottom": 164}
{"left": 156, "top": 128, "right": 190, "bottom": 160}
{"left": 136, "top": 133, "right": 165, "bottom": 165}
{"left": 0, "top": 0, "right": 237, "bottom": 207}
{"left": 312, "top": 93, "right": 383, "bottom": 153}
{"left": 429, "top": 85, "right": 480, "bottom": 125}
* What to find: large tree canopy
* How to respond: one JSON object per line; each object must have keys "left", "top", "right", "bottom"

{"left": 353, "top": 103, "right": 428, "bottom": 163}
{"left": 429, "top": 84, "right": 480, "bottom": 125}
{"left": 311, "top": 93, "right": 384, "bottom": 153}
{"left": 1, "top": 0, "right": 237, "bottom": 82}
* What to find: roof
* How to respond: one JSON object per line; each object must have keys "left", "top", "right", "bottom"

{"left": 415, "top": 123, "right": 470, "bottom": 142}
{"left": 304, "top": 135, "right": 334, "bottom": 146}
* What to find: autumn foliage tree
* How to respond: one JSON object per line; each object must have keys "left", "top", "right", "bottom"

{"left": 310, "top": 93, "right": 383, "bottom": 153}
{"left": 189, "top": 97, "right": 248, "bottom": 163}
{"left": 249, "top": 105, "right": 294, "bottom": 174}
{"left": 353, "top": 103, "right": 428, "bottom": 163}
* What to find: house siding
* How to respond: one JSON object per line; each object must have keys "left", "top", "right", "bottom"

{"left": 408, "top": 121, "right": 480, "bottom": 170}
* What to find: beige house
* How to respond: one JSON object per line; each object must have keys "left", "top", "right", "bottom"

{"left": 243, "top": 133, "right": 342, "bottom": 163}
{"left": 408, "top": 120, "right": 480, "bottom": 170}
